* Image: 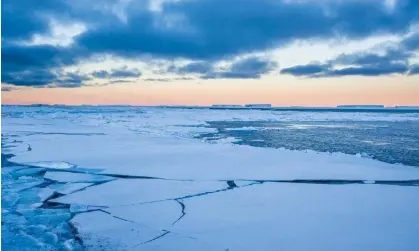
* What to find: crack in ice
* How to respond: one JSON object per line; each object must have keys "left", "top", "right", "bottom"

{"left": 133, "top": 230, "right": 170, "bottom": 247}
{"left": 172, "top": 199, "right": 186, "bottom": 226}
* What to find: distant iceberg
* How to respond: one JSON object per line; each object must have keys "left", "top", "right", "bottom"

{"left": 244, "top": 104, "right": 272, "bottom": 108}
{"left": 337, "top": 105, "right": 384, "bottom": 108}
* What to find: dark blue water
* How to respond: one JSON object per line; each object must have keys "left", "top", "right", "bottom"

{"left": 198, "top": 120, "right": 419, "bottom": 167}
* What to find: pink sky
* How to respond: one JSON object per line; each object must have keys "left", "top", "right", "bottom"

{"left": 3, "top": 75, "right": 419, "bottom": 106}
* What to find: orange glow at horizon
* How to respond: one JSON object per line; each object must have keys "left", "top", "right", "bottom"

{"left": 2, "top": 75, "right": 419, "bottom": 106}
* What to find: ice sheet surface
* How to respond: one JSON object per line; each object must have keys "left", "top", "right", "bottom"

{"left": 2, "top": 106, "right": 419, "bottom": 251}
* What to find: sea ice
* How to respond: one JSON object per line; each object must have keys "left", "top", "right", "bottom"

{"left": 71, "top": 210, "right": 165, "bottom": 250}
{"left": 51, "top": 179, "right": 227, "bottom": 207}
{"left": 169, "top": 183, "right": 419, "bottom": 251}
{"left": 43, "top": 171, "right": 114, "bottom": 183}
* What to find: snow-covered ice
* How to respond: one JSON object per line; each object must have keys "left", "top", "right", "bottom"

{"left": 170, "top": 183, "right": 419, "bottom": 251}
{"left": 51, "top": 179, "right": 229, "bottom": 206}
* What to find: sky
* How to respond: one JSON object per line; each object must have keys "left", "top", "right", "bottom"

{"left": 1, "top": 0, "right": 419, "bottom": 106}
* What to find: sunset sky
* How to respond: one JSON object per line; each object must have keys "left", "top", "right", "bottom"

{"left": 2, "top": 0, "right": 419, "bottom": 106}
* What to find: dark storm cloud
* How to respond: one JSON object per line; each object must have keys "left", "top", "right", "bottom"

{"left": 1, "top": 0, "right": 69, "bottom": 41}
{"left": 76, "top": 0, "right": 419, "bottom": 60}
{"left": 2, "top": 0, "right": 419, "bottom": 87}
{"left": 1, "top": 43, "right": 83, "bottom": 87}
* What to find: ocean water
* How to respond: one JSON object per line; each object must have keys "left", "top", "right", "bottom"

{"left": 199, "top": 120, "right": 419, "bottom": 167}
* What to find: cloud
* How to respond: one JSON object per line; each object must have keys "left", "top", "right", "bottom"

{"left": 402, "top": 31, "right": 419, "bottom": 50}
{"left": 1, "top": 86, "right": 16, "bottom": 92}
{"left": 109, "top": 79, "right": 134, "bottom": 84}
{"left": 169, "top": 62, "right": 213, "bottom": 74}
{"left": 143, "top": 78, "right": 171, "bottom": 82}
{"left": 207, "top": 57, "right": 278, "bottom": 79}
{"left": 281, "top": 29, "right": 419, "bottom": 78}
{"left": 281, "top": 62, "right": 409, "bottom": 77}
{"left": 1, "top": 43, "right": 81, "bottom": 87}
{"left": 328, "top": 63, "right": 409, "bottom": 77}
{"left": 92, "top": 70, "right": 109, "bottom": 78}
{"left": 2, "top": 68, "right": 92, "bottom": 88}
{"left": 333, "top": 49, "right": 410, "bottom": 66}
{"left": 2, "top": 0, "right": 419, "bottom": 87}
{"left": 143, "top": 77, "right": 194, "bottom": 82}
{"left": 281, "top": 64, "right": 329, "bottom": 77}
{"left": 91, "top": 67, "right": 142, "bottom": 79}
{"left": 52, "top": 72, "right": 92, "bottom": 88}
{"left": 109, "top": 68, "right": 142, "bottom": 78}
{"left": 2, "top": 0, "right": 69, "bottom": 41}
{"left": 76, "top": 0, "right": 419, "bottom": 60}
{"left": 409, "top": 64, "right": 419, "bottom": 75}
{"left": 166, "top": 57, "right": 277, "bottom": 79}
